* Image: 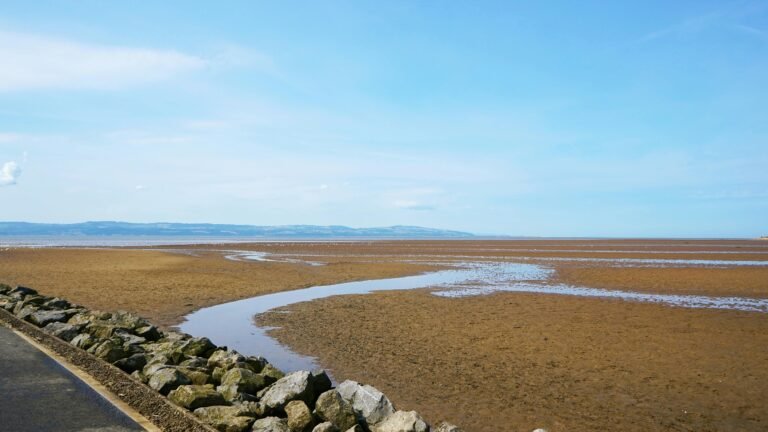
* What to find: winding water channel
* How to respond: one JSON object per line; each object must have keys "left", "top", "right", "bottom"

{"left": 180, "top": 255, "right": 768, "bottom": 373}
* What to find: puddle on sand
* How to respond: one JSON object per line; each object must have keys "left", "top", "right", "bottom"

{"left": 223, "top": 251, "right": 326, "bottom": 266}
{"left": 180, "top": 260, "right": 768, "bottom": 373}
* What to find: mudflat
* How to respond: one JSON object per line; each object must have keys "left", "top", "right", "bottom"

{"left": 2, "top": 239, "right": 767, "bottom": 431}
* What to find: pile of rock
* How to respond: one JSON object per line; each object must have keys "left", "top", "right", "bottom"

{"left": 0, "top": 284, "right": 462, "bottom": 432}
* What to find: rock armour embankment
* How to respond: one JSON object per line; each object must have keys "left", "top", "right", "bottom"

{"left": 0, "top": 283, "right": 464, "bottom": 432}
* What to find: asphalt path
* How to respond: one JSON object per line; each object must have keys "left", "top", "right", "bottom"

{"left": 0, "top": 325, "right": 144, "bottom": 431}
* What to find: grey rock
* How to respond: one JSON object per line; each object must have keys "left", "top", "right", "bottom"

{"left": 371, "top": 411, "right": 428, "bottom": 432}
{"left": 135, "top": 324, "right": 162, "bottom": 341}
{"left": 93, "top": 339, "right": 129, "bottom": 363}
{"left": 194, "top": 405, "right": 256, "bottom": 432}
{"left": 345, "top": 426, "right": 363, "bottom": 432}
{"left": 315, "top": 390, "right": 357, "bottom": 430}
{"left": 337, "top": 380, "right": 395, "bottom": 427}
{"left": 260, "top": 370, "right": 315, "bottom": 412}
{"left": 148, "top": 367, "right": 192, "bottom": 395}
{"left": 259, "top": 363, "right": 285, "bottom": 383}
{"left": 70, "top": 333, "right": 96, "bottom": 350}
{"left": 29, "top": 309, "right": 70, "bottom": 327}
{"left": 42, "top": 297, "right": 71, "bottom": 309}
{"left": 42, "top": 322, "right": 82, "bottom": 342}
{"left": 180, "top": 336, "right": 216, "bottom": 357}
{"left": 208, "top": 349, "right": 246, "bottom": 370}
{"left": 221, "top": 367, "right": 268, "bottom": 395}
{"left": 113, "top": 353, "right": 148, "bottom": 373}
{"left": 9, "top": 286, "right": 37, "bottom": 299}
{"left": 15, "top": 305, "right": 39, "bottom": 322}
{"left": 168, "top": 384, "right": 227, "bottom": 410}
{"left": 180, "top": 356, "right": 209, "bottom": 369}
{"left": 252, "top": 417, "right": 290, "bottom": 432}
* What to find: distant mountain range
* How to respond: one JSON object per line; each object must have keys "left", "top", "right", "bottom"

{"left": 0, "top": 221, "right": 475, "bottom": 238}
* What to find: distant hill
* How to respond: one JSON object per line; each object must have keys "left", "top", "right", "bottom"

{"left": 0, "top": 221, "right": 475, "bottom": 238}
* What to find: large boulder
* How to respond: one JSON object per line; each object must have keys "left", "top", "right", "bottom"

{"left": 252, "top": 417, "right": 290, "bottom": 432}
{"left": 260, "top": 371, "right": 315, "bottom": 413}
{"left": 42, "top": 322, "right": 83, "bottom": 342}
{"left": 208, "top": 349, "right": 246, "bottom": 370}
{"left": 194, "top": 405, "right": 257, "bottom": 432}
{"left": 113, "top": 353, "right": 148, "bottom": 373}
{"left": 220, "top": 368, "right": 268, "bottom": 395}
{"left": 42, "top": 297, "right": 71, "bottom": 309}
{"left": 337, "top": 381, "right": 395, "bottom": 427}
{"left": 70, "top": 333, "right": 96, "bottom": 350}
{"left": 285, "top": 400, "right": 315, "bottom": 432}
{"left": 315, "top": 390, "right": 357, "bottom": 430}
{"left": 180, "top": 337, "right": 216, "bottom": 357}
{"left": 135, "top": 324, "right": 162, "bottom": 341}
{"left": 93, "top": 339, "right": 129, "bottom": 363}
{"left": 371, "top": 411, "right": 428, "bottom": 432}
{"left": 148, "top": 367, "right": 192, "bottom": 395}
{"left": 178, "top": 367, "right": 211, "bottom": 385}
{"left": 9, "top": 286, "right": 37, "bottom": 299}
{"left": 29, "top": 310, "right": 71, "bottom": 327}
{"left": 168, "top": 384, "right": 227, "bottom": 410}
{"left": 15, "top": 305, "right": 39, "bottom": 322}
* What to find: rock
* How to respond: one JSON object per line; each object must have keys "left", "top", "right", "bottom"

{"left": 0, "top": 283, "right": 11, "bottom": 295}
{"left": 208, "top": 349, "right": 246, "bottom": 370}
{"left": 68, "top": 312, "right": 96, "bottom": 326}
{"left": 252, "top": 417, "right": 290, "bottom": 432}
{"left": 285, "top": 400, "right": 314, "bottom": 432}
{"left": 194, "top": 405, "right": 260, "bottom": 432}
{"left": 531, "top": 429, "right": 548, "bottom": 432}
{"left": 345, "top": 426, "right": 363, "bottom": 432}
{"left": 168, "top": 384, "right": 227, "bottom": 410}
{"left": 70, "top": 333, "right": 96, "bottom": 350}
{"left": 9, "top": 286, "right": 37, "bottom": 299}
{"left": 181, "top": 336, "right": 216, "bottom": 357}
{"left": 42, "top": 322, "right": 83, "bottom": 342}
{"left": 0, "top": 297, "right": 17, "bottom": 311}
{"left": 180, "top": 356, "right": 209, "bottom": 369}
{"left": 372, "top": 411, "right": 428, "bottom": 432}
{"left": 311, "top": 370, "right": 333, "bottom": 395}
{"left": 148, "top": 367, "right": 192, "bottom": 395}
{"left": 260, "top": 370, "right": 315, "bottom": 412}
{"left": 315, "top": 390, "right": 357, "bottom": 430}
{"left": 212, "top": 366, "right": 227, "bottom": 384}
{"left": 29, "top": 310, "right": 70, "bottom": 327}
{"left": 113, "top": 353, "right": 148, "bottom": 373}
{"left": 114, "top": 328, "right": 147, "bottom": 346}
{"left": 93, "top": 339, "right": 129, "bottom": 363}
{"left": 337, "top": 380, "right": 395, "bottom": 427}
{"left": 245, "top": 356, "right": 267, "bottom": 373}
{"left": 15, "top": 305, "right": 39, "bottom": 322}
{"left": 221, "top": 367, "right": 268, "bottom": 395}
{"left": 216, "top": 384, "right": 257, "bottom": 403}
{"left": 110, "top": 310, "right": 148, "bottom": 330}
{"left": 179, "top": 367, "right": 211, "bottom": 385}
{"left": 86, "top": 321, "right": 124, "bottom": 339}
{"left": 135, "top": 324, "right": 162, "bottom": 341}
{"left": 434, "top": 422, "right": 463, "bottom": 432}
{"left": 42, "top": 297, "right": 71, "bottom": 309}
{"left": 260, "top": 363, "right": 285, "bottom": 383}
{"left": 131, "top": 370, "right": 147, "bottom": 383}
{"left": 312, "top": 423, "right": 339, "bottom": 432}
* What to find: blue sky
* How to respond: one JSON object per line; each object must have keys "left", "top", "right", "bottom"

{"left": 1, "top": 1, "right": 766, "bottom": 237}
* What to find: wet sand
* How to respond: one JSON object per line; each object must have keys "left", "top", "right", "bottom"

{"left": 2, "top": 239, "right": 767, "bottom": 431}
{"left": 0, "top": 247, "right": 434, "bottom": 327}
{"left": 259, "top": 290, "right": 768, "bottom": 432}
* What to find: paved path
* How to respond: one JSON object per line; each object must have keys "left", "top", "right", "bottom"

{"left": 0, "top": 325, "right": 144, "bottom": 432}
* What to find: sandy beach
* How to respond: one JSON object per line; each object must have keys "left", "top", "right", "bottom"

{"left": 2, "top": 239, "right": 767, "bottom": 431}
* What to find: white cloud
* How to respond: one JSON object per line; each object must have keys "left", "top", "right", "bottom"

{"left": 0, "top": 161, "right": 21, "bottom": 186}
{"left": 393, "top": 200, "right": 436, "bottom": 211}
{"left": 0, "top": 31, "right": 206, "bottom": 91}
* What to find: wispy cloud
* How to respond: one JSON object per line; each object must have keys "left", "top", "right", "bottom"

{"left": 0, "top": 161, "right": 21, "bottom": 186}
{"left": 393, "top": 200, "right": 437, "bottom": 211}
{"left": 0, "top": 31, "right": 206, "bottom": 91}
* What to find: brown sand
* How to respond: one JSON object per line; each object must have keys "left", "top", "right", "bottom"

{"left": 0, "top": 247, "right": 434, "bottom": 327}
{"left": 259, "top": 290, "right": 768, "bottom": 432}
{"left": 2, "top": 240, "right": 767, "bottom": 431}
